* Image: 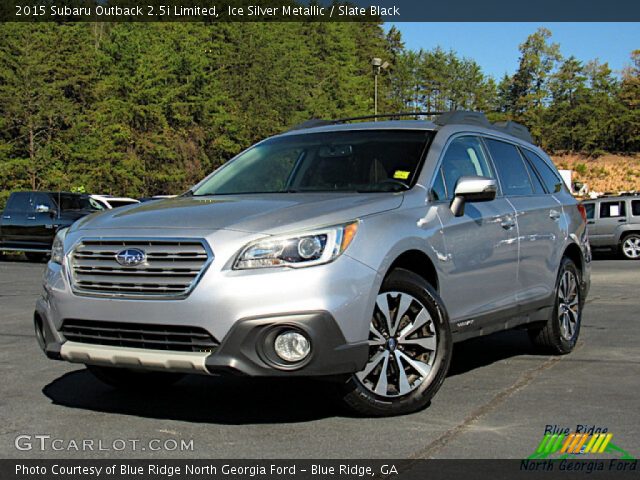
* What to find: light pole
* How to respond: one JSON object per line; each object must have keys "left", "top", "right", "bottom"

{"left": 371, "top": 58, "right": 389, "bottom": 121}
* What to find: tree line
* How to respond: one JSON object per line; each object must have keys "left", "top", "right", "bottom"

{"left": 0, "top": 23, "right": 637, "bottom": 207}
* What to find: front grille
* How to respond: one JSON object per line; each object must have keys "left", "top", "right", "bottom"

{"left": 69, "top": 238, "right": 212, "bottom": 298}
{"left": 61, "top": 319, "right": 218, "bottom": 352}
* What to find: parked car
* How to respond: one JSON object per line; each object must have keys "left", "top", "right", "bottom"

{"left": 35, "top": 111, "right": 590, "bottom": 416}
{"left": 582, "top": 194, "right": 640, "bottom": 259}
{"left": 90, "top": 195, "right": 140, "bottom": 209}
{"left": 0, "top": 191, "right": 103, "bottom": 261}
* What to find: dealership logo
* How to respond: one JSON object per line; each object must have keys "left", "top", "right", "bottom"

{"left": 115, "top": 248, "right": 146, "bottom": 266}
{"left": 528, "top": 429, "right": 635, "bottom": 460}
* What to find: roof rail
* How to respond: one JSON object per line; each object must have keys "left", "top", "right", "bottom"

{"left": 492, "top": 120, "right": 533, "bottom": 144}
{"left": 333, "top": 112, "right": 444, "bottom": 123}
{"left": 287, "top": 112, "right": 443, "bottom": 131}
{"left": 289, "top": 110, "right": 535, "bottom": 145}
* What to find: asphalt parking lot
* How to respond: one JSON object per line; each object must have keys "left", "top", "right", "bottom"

{"left": 1, "top": 255, "right": 638, "bottom": 459}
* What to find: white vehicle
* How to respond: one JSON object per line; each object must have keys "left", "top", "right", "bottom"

{"left": 90, "top": 195, "right": 140, "bottom": 210}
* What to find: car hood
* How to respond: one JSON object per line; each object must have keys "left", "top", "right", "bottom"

{"left": 73, "top": 193, "right": 404, "bottom": 235}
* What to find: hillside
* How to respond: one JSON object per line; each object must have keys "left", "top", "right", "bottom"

{"left": 552, "top": 154, "right": 640, "bottom": 194}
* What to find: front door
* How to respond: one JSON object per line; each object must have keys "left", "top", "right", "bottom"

{"left": 431, "top": 135, "right": 519, "bottom": 323}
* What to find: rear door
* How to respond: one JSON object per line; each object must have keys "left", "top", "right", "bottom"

{"left": 593, "top": 200, "right": 627, "bottom": 245}
{"left": 485, "top": 140, "right": 565, "bottom": 305}
{"left": 431, "top": 135, "right": 519, "bottom": 323}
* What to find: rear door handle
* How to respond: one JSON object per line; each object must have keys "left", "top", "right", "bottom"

{"left": 587, "top": 220, "right": 595, "bottom": 225}
{"left": 501, "top": 218, "right": 516, "bottom": 230}
{"left": 549, "top": 209, "right": 561, "bottom": 220}
{"left": 27, "top": 216, "right": 36, "bottom": 220}
{"left": 2, "top": 215, "right": 10, "bottom": 219}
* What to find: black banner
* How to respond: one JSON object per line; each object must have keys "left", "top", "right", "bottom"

{"left": 3, "top": 459, "right": 639, "bottom": 480}
{"left": 2, "top": 0, "right": 640, "bottom": 22}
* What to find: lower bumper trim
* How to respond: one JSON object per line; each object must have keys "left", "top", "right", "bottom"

{"left": 59, "top": 341, "right": 210, "bottom": 374}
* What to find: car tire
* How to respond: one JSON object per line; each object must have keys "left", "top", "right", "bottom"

{"left": 25, "top": 252, "right": 48, "bottom": 263}
{"left": 529, "top": 257, "right": 582, "bottom": 354}
{"left": 87, "top": 365, "right": 184, "bottom": 390}
{"left": 341, "top": 268, "right": 452, "bottom": 416}
{"left": 620, "top": 233, "right": 640, "bottom": 260}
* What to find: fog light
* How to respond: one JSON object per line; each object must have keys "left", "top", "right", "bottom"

{"left": 274, "top": 331, "right": 311, "bottom": 363}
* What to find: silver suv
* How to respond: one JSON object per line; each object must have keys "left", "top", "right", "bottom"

{"left": 582, "top": 195, "right": 640, "bottom": 260}
{"left": 35, "top": 111, "right": 591, "bottom": 416}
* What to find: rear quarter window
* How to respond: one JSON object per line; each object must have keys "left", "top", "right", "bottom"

{"left": 632, "top": 200, "right": 640, "bottom": 216}
{"left": 521, "top": 149, "right": 565, "bottom": 194}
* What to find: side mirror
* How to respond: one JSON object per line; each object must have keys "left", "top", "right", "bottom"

{"left": 35, "top": 204, "right": 51, "bottom": 214}
{"left": 450, "top": 176, "right": 498, "bottom": 217}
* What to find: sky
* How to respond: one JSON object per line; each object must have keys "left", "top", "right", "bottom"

{"left": 387, "top": 23, "right": 640, "bottom": 79}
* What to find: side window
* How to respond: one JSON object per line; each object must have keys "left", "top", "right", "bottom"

{"left": 632, "top": 200, "right": 640, "bottom": 216}
{"left": 521, "top": 155, "right": 546, "bottom": 194}
{"left": 583, "top": 203, "right": 595, "bottom": 220}
{"left": 600, "top": 201, "right": 626, "bottom": 218}
{"left": 484, "top": 139, "right": 533, "bottom": 196}
{"left": 432, "top": 136, "right": 494, "bottom": 201}
{"left": 33, "top": 193, "right": 53, "bottom": 211}
{"left": 4, "top": 192, "right": 32, "bottom": 212}
{"left": 522, "top": 149, "right": 564, "bottom": 194}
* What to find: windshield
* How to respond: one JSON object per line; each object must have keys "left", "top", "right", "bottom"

{"left": 192, "top": 130, "right": 432, "bottom": 195}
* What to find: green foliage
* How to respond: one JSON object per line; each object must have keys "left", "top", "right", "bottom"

{"left": 0, "top": 23, "right": 637, "bottom": 210}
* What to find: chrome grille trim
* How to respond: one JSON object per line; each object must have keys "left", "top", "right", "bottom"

{"left": 68, "top": 238, "right": 213, "bottom": 299}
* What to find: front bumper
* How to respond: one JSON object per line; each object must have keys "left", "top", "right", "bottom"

{"left": 35, "top": 235, "right": 377, "bottom": 376}
{"left": 36, "top": 305, "right": 369, "bottom": 377}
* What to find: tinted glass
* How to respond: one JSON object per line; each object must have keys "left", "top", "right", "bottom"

{"left": 107, "top": 200, "right": 138, "bottom": 208}
{"left": 521, "top": 156, "right": 546, "bottom": 194}
{"left": 5, "top": 192, "right": 31, "bottom": 212}
{"left": 600, "top": 201, "right": 626, "bottom": 218}
{"left": 53, "top": 194, "right": 101, "bottom": 211}
{"left": 632, "top": 200, "right": 640, "bottom": 216}
{"left": 33, "top": 193, "right": 54, "bottom": 210}
{"left": 583, "top": 203, "right": 595, "bottom": 220}
{"left": 484, "top": 139, "right": 533, "bottom": 196}
{"left": 193, "top": 130, "right": 431, "bottom": 195}
{"left": 522, "top": 149, "right": 564, "bottom": 193}
{"left": 432, "top": 136, "right": 494, "bottom": 201}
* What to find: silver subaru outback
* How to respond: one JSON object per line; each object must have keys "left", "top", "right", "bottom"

{"left": 35, "top": 111, "right": 591, "bottom": 416}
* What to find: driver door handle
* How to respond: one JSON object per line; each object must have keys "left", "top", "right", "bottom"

{"left": 2, "top": 215, "right": 10, "bottom": 219}
{"left": 549, "top": 209, "right": 561, "bottom": 220}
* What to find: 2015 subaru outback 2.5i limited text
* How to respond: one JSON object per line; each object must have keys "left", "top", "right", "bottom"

{"left": 35, "top": 111, "right": 590, "bottom": 416}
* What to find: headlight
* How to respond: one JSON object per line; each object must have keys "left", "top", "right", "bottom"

{"left": 50, "top": 227, "right": 69, "bottom": 265}
{"left": 234, "top": 222, "right": 358, "bottom": 270}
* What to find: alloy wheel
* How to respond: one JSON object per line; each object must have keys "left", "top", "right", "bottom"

{"left": 622, "top": 236, "right": 640, "bottom": 259}
{"left": 356, "top": 291, "right": 437, "bottom": 398}
{"left": 558, "top": 270, "right": 580, "bottom": 341}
